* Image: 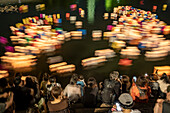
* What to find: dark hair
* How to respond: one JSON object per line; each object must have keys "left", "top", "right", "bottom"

{"left": 49, "top": 76, "right": 56, "bottom": 83}
{"left": 14, "top": 72, "right": 22, "bottom": 78}
{"left": 136, "top": 76, "right": 147, "bottom": 87}
{"left": 79, "top": 75, "right": 84, "bottom": 80}
{"left": 70, "top": 78, "right": 77, "bottom": 85}
{"left": 0, "top": 78, "right": 8, "bottom": 88}
{"left": 0, "top": 78, "right": 8, "bottom": 93}
{"left": 160, "top": 73, "right": 170, "bottom": 83}
{"left": 25, "top": 77, "right": 34, "bottom": 88}
{"left": 43, "top": 73, "right": 49, "bottom": 81}
{"left": 51, "top": 86, "right": 62, "bottom": 99}
{"left": 14, "top": 76, "right": 21, "bottom": 86}
{"left": 121, "top": 75, "right": 130, "bottom": 84}
{"left": 87, "top": 77, "right": 96, "bottom": 87}
{"left": 109, "top": 71, "right": 119, "bottom": 80}
{"left": 72, "top": 73, "right": 78, "bottom": 81}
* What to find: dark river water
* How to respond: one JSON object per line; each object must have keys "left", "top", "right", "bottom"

{"left": 0, "top": 0, "right": 169, "bottom": 87}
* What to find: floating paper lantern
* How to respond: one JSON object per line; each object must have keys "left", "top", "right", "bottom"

{"left": 95, "top": 49, "right": 115, "bottom": 58}
{"left": 0, "top": 70, "right": 9, "bottom": 79}
{"left": 5, "top": 46, "right": 15, "bottom": 52}
{"left": 118, "top": 58, "right": 132, "bottom": 66}
{"left": 107, "top": 25, "right": 113, "bottom": 31}
{"left": 70, "top": 4, "right": 77, "bottom": 11}
{"left": 153, "top": 6, "right": 157, "bottom": 12}
{"left": 82, "top": 56, "right": 107, "bottom": 67}
{"left": 66, "top": 13, "right": 70, "bottom": 20}
{"left": 0, "top": 37, "right": 8, "bottom": 45}
{"left": 77, "top": 29, "right": 87, "bottom": 35}
{"left": 162, "top": 4, "right": 167, "bottom": 11}
{"left": 104, "top": 13, "right": 109, "bottom": 19}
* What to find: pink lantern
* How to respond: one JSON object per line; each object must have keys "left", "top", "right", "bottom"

{"left": 70, "top": 4, "right": 77, "bottom": 11}
{"left": 5, "top": 46, "right": 15, "bottom": 52}
{"left": 0, "top": 37, "right": 8, "bottom": 44}
{"left": 107, "top": 25, "right": 113, "bottom": 31}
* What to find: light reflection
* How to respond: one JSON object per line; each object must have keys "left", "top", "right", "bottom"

{"left": 105, "top": 0, "right": 113, "bottom": 12}
{"left": 87, "top": 0, "right": 95, "bottom": 23}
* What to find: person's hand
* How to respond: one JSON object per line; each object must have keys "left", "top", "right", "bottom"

{"left": 99, "top": 82, "right": 103, "bottom": 89}
{"left": 2, "top": 92, "right": 9, "bottom": 98}
{"left": 132, "top": 78, "right": 134, "bottom": 83}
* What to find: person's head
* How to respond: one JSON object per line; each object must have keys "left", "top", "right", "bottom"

{"left": 121, "top": 75, "right": 130, "bottom": 84}
{"left": 0, "top": 78, "right": 8, "bottom": 93}
{"left": 109, "top": 71, "right": 119, "bottom": 80}
{"left": 15, "top": 72, "right": 22, "bottom": 77}
{"left": 79, "top": 75, "right": 84, "bottom": 80}
{"left": 87, "top": 77, "right": 96, "bottom": 87}
{"left": 136, "top": 76, "right": 147, "bottom": 87}
{"left": 14, "top": 76, "right": 21, "bottom": 86}
{"left": 43, "top": 73, "right": 49, "bottom": 81}
{"left": 160, "top": 73, "right": 170, "bottom": 83}
{"left": 72, "top": 73, "right": 78, "bottom": 81}
{"left": 25, "top": 77, "right": 34, "bottom": 88}
{"left": 49, "top": 75, "right": 56, "bottom": 84}
{"left": 70, "top": 78, "right": 77, "bottom": 85}
{"left": 51, "top": 86, "right": 63, "bottom": 99}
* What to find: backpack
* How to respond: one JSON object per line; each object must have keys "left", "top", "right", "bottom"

{"left": 101, "top": 89, "right": 116, "bottom": 104}
{"left": 136, "top": 86, "right": 148, "bottom": 100}
{"left": 101, "top": 79, "right": 116, "bottom": 104}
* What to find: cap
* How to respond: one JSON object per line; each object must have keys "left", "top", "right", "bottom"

{"left": 118, "top": 93, "right": 134, "bottom": 109}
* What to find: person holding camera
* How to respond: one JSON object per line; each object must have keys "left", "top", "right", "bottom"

{"left": 120, "top": 75, "right": 131, "bottom": 93}
{"left": 100, "top": 71, "right": 121, "bottom": 106}
{"left": 157, "top": 73, "right": 170, "bottom": 99}
{"left": 154, "top": 85, "right": 170, "bottom": 113}
{"left": 46, "top": 75, "right": 61, "bottom": 101}
{"left": 130, "top": 76, "right": 151, "bottom": 103}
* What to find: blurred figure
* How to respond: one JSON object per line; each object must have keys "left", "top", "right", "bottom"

{"left": 47, "top": 86, "right": 69, "bottom": 113}
{"left": 46, "top": 75, "right": 61, "bottom": 101}
{"left": 0, "top": 78, "right": 14, "bottom": 113}
{"left": 121, "top": 75, "right": 131, "bottom": 93}
{"left": 148, "top": 74, "right": 159, "bottom": 99}
{"left": 63, "top": 74, "right": 81, "bottom": 103}
{"left": 82, "top": 77, "right": 98, "bottom": 107}
{"left": 25, "top": 76, "right": 40, "bottom": 105}
{"left": 76, "top": 75, "right": 86, "bottom": 96}
{"left": 40, "top": 73, "right": 49, "bottom": 98}
{"left": 100, "top": 71, "right": 121, "bottom": 105}
{"left": 12, "top": 75, "right": 34, "bottom": 112}
{"left": 130, "top": 76, "right": 151, "bottom": 103}
{"left": 157, "top": 73, "right": 170, "bottom": 99}
{"left": 154, "top": 85, "right": 170, "bottom": 113}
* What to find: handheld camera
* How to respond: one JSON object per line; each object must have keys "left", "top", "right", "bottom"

{"left": 133, "top": 76, "right": 137, "bottom": 82}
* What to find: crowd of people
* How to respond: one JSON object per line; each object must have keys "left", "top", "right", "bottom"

{"left": 0, "top": 71, "right": 170, "bottom": 113}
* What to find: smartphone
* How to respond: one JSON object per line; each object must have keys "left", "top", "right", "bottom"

{"left": 133, "top": 76, "right": 137, "bottom": 82}
{"left": 120, "top": 75, "right": 122, "bottom": 80}
{"left": 116, "top": 103, "right": 122, "bottom": 111}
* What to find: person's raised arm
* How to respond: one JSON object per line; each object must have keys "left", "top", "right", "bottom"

{"left": 5, "top": 92, "right": 13, "bottom": 110}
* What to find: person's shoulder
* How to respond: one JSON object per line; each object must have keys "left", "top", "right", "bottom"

{"left": 104, "top": 79, "right": 109, "bottom": 82}
{"left": 157, "top": 79, "right": 162, "bottom": 83}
